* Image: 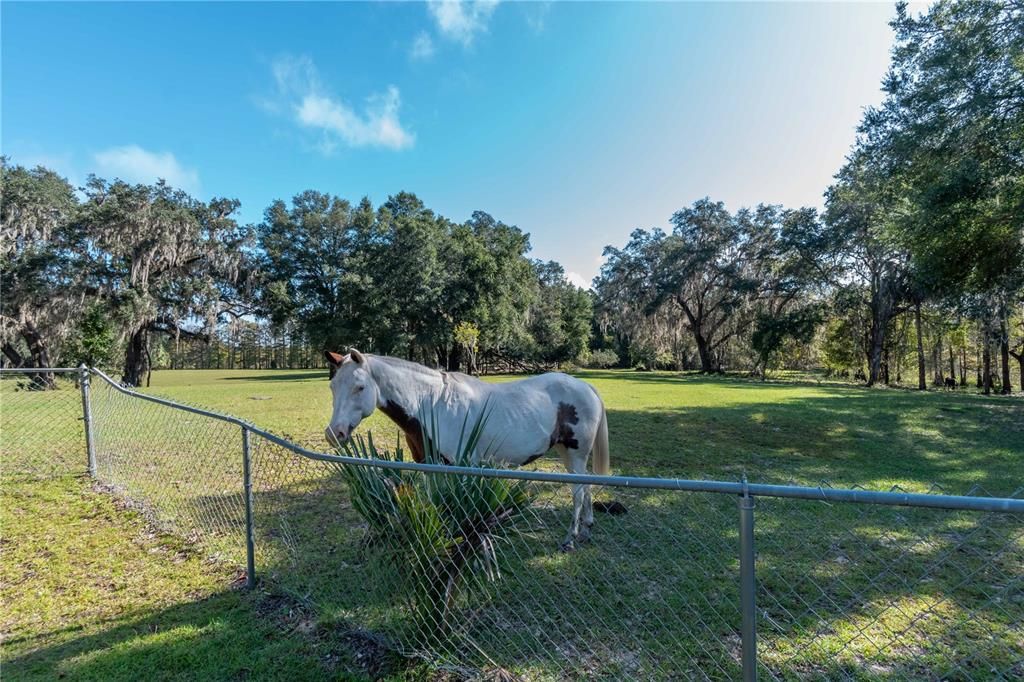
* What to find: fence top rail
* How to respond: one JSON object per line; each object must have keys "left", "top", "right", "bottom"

{"left": 0, "top": 367, "right": 83, "bottom": 374}
{"left": 88, "top": 368, "right": 1024, "bottom": 514}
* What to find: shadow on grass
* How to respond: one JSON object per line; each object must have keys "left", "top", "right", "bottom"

{"left": 10, "top": 459, "right": 1020, "bottom": 680}
{"left": 3, "top": 580, "right": 418, "bottom": 682}
{"left": 218, "top": 372, "right": 327, "bottom": 382}
{"left": 604, "top": 390, "right": 1024, "bottom": 492}
{"left": 193, "top": 453, "right": 1024, "bottom": 678}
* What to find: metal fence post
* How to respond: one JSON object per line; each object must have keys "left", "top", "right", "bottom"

{"left": 78, "top": 364, "right": 97, "bottom": 478}
{"left": 241, "top": 426, "right": 256, "bottom": 588}
{"left": 739, "top": 483, "right": 758, "bottom": 682}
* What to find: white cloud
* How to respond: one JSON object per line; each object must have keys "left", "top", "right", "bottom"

{"left": 93, "top": 145, "right": 199, "bottom": 193}
{"left": 269, "top": 55, "right": 414, "bottom": 152}
{"left": 565, "top": 271, "right": 592, "bottom": 290}
{"left": 428, "top": 0, "right": 500, "bottom": 46}
{"left": 524, "top": 1, "right": 551, "bottom": 34}
{"left": 410, "top": 31, "right": 435, "bottom": 60}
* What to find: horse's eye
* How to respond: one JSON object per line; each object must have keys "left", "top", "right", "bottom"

{"left": 354, "top": 386, "right": 364, "bottom": 393}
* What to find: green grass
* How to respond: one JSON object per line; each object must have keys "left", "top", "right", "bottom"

{"left": 2, "top": 369, "right": 1021, "bottom": 680}
{"left": 134, "top": 367, "right": 1022, "bottom": 491}
{"left": 0, "top": 476, "right": 426, "bottom": 681}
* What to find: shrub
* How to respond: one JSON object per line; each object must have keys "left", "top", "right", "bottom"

{"left": 333, "top": 411, "right": 534, "bottom": 638}
{"left": 585, "top": 349, "right": 619, "bottom": 368}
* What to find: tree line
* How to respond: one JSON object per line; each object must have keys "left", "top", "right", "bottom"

{"left": 594, "top": 0, "right": 1023, "bottom": 394}
{"left": 1, "top": 171, "right": 592, "bottom": 386}
{"left": 2, "top": 1, "right": 1021, "bottom": 393}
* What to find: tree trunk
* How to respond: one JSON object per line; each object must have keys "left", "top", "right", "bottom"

{"left": 23, "top": 322, "right": 56, "bottom": 389}
{"left": 144, "top": 337, "right": 153, "bottom": 388}
{"left": 982, "top": 334, "right": 992, "bottom": 396}
{"left": 914, "top": 303, "right": 926, "bottom": 391}
{"left": 959, "top": 348, "right": 967, "bottom": 386}
{"left": 2, "top": 342, "right": 25, "bottom": 367}
{"left": 866, "top": 325, "right": 884, "bottom": 386}
{"left": 948, "top": 344, "right": 955, "bottom": 380}
{"left": 447, "top": 344, "right": 463, "bottom": 372}
{"left": 865, "top": 269, "right": 900, "bottom": 387}
{"left": 1011, "top": 350, "right": 1024, "bottom": 392}
{"left": 1000, "top": 338, "right": 1011, "bottom": 395}
{"left": 123, "top": 327, "right": 149, "bottom": 387}
{"left": 694, "top": 333, "right": 717, "bottom": 373}
{"left": 999, "top": 314, "right": 1012, "bottom": 395}
{"left": 976, "top": 347, "right": 982, "bottom": 387}
{"left": 934, "top": 335, "right": 944, "bottom": 384}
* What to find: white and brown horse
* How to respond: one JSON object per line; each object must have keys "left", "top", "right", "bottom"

{"left": 323, "top": 349, "right": 611, "bottom": 549}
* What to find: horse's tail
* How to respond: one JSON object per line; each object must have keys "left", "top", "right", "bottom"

{"left": 592, "top": 404, "right": 610, "bottom": 476}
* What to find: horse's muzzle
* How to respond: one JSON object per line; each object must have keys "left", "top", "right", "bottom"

{"left": 325, "top": 426, "right": 350, "bottom": 447}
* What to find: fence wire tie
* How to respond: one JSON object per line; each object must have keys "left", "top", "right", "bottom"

{"left": 760, "top": 609, "right": 784, "bottom": 632}
{"left": 966, "top": 483, "right": 994, "bottom": 499}
{"left": 815, "top": 480, "right": 835, "bottom": 506}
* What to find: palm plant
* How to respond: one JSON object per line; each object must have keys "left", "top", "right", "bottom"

{"left": 333, "top": 409, "right": 534, "bottom": 638}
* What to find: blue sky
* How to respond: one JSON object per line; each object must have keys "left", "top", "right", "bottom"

{"left": 3, "top": 1, "right": 906, "bottom": 287}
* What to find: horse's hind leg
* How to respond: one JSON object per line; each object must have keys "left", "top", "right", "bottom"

{"left": 561, "top": 482, "right": 587, "bottom": 551}
{"left": 583, "top": 486, "right": 594, "bottom": 528}
{"left": 559, "top": 446, "right": 592, "bottom": 550}
{"left": 576, "top": 449, "right": 594, "bottom": 544}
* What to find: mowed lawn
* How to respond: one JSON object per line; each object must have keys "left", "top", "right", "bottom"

{"left": 2, "top": 369, "right": 1022, "bottom": 680}
{"left": 141, "top": 368, "right": 1021, "bottom": 492}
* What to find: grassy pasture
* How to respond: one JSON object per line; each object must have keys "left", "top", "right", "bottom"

{"left": 2, "top": 369, "right": 1021, "bottom": 680}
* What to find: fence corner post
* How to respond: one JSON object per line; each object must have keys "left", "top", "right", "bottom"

{"left": 241, "top": 426, "right": 256, "bottom": 589}
{"left": 739, "top": 480, "right": 758, "bottom": 682}
{"left": 78, "top": 364, "right": 97, "bottom": 478}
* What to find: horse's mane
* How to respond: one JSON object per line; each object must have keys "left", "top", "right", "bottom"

{"left": 369, "top": 355, "right": 482, "bottom": 387}
{"left": 368, "top": 354, "right": 444, "bottom": 378}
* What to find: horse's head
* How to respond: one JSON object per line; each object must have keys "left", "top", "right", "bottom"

{"left": 324, "top": 348, "right": 377, "bottom": 446}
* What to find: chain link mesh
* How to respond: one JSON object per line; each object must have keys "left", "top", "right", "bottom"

{"left": 0, "top": 369, "right": 85, "bottom": 481}
{"left": 247, "top": 432, "right": 1023, "bottom": 680}
{"left": 87, "top": 376, "right": 248, "bottom": 567}
{"left": 2, "top": 369, "right": 1021, "bottom": 679}
{"left": 754, "top": 489, "right": 1024, "bottom": 680}
{"left": 249, "top": 431, "right": 745, "bottom": 679}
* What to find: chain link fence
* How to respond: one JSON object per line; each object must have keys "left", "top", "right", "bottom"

{"left": 0, "top": 367, "right": 87, "bottom": 480}
{"left": 2, "top": 366, "right": 1021, "bottom": 679}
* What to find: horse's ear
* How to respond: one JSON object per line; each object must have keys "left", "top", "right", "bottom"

{"left": 348, "top": 348, "right": 367, "bottom": 365}
{"left": 325, "top": 351, "right": 345, "bottom": 367}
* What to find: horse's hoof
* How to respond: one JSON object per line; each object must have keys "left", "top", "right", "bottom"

{"left": 560, "top": 540, "right": 577, "bottom": 553}
{"left": 576, "top": 528, "right": 592, "bottom": 544}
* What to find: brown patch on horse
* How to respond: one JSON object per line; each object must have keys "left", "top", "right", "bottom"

{"left": 404, "top": 432, "right": 425, "bottom": 464}
{"left": 378, "top": 399, "right": 450, "bottom": 464}
{"left": 550, "top": 402, "right": 580, "bottom": 450}
{"left": 379, "top": 399, "right": 418, "bottom": 433}
{"left": 379, "top": 400, "right": 423, "bottom": 461}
